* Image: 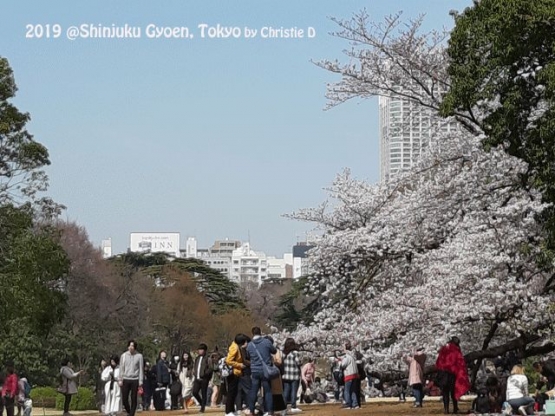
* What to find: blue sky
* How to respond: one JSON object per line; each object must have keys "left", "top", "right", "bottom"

{"left": 0, "top": 0, "right": 471, "bottom": 256}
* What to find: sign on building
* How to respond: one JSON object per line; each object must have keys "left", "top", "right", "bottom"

{"left": 129, "top": 233, "right": 180, "bottom": 257}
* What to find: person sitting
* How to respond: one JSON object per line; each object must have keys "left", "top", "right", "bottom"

{"left": 311, "top": 377, "right": 327, "bottom": 403}
{"left": 471, "top": 389, "right": 490, "bottom": 414}
{"left": 533, "top": 360, "right": 555, "bottom": 391}
{"left": 485, "top": 375, "right": 504, "bottom": 413}
{"left": 506, "top": 365, "right": 534, "bottom": 416}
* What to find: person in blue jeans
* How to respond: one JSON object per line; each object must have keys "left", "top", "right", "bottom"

{"left": 506, "top": 365, "right": 534, "bottom": 416}
{"left": 340, "top": 342, "right": 360, "bottom": 409}
{"left": 282, "top": 338, "right": 302, "bottom": 412}
{"left": 246, "top": 327, "right": 277, "bottom": 415}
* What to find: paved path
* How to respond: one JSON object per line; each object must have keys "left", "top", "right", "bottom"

{"left": 33, "top": 396, "right": 478, "bottom": 416}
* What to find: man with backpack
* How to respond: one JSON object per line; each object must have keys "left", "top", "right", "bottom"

{"left": 17, "top": 376, "right": 32, "bottom": 416}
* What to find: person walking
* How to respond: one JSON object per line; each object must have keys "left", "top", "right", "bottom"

{"left": 101, "top": 355, "right": 121, "bottom": 416}
{"left": 178, "top": 352, "right": 194, "bottom": 414}
{"left": 404, "top": 348, "right": 427, "bottom": 407}
{"left": 3, "top": 361, "right": 20, "bottom": 416}
{"left": 156, "top": 351, "right": 171, "bottom": 389}
{"left": 209, "top": 350, "right": 223, "bottom": 407}
{"left": 118, "top": 340, "right": 144, "bottom": 416}
{"left": 142, "top": 361, "right": 156, "bottom": 411}
{"left": 436, "top": 337, "right": 470, "bottom": 414}
{"left": 96, "top": 359, "right": 107, "bottom": 413}
{"left": 192, "top": 343, "right": 213, "bottom": 413}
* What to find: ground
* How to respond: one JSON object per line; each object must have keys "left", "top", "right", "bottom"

{"left": 36, "top": 398, "right": 474, "bottom": 416}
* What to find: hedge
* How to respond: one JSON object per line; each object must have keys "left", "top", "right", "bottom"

{"left": 54, "top": 387, "right": 96, "bottom": 410}
{"left": 29, "top": 387, "right": 57, "bottom": 408}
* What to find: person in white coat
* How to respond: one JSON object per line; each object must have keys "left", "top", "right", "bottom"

{"left": 102, "top": 356, "right": 122, "bottom": 416}
{"left": 178, "top": 352, "right": 194, "bottom": 414}
{"left": 506, "top": 364, "right": 534, "bottom": 416}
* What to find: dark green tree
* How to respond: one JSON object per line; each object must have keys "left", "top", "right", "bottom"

{"left": 273, "top": 277, "right": 319, "bottom": 331}
{"left": 442, "top": 0, "right": 555, "bottom": 250}
{"left": 0, "top": 204, "right": 69, "bottom": 384}
{"left": 109, "top": 252, "right": 245, "bottom": 313}
{"left": 0, "top": 57, "right": 62, "bottom": 217}
{"left": 0, "top": 57, "right": 69, "bottom": 384}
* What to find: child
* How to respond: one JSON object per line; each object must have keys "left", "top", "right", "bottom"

{"left": 472, "top": 390, "right": 490, "bottom": 414}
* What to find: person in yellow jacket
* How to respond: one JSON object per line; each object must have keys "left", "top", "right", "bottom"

{"left": 225, "top": 334, "right": 249, "bottom": 416}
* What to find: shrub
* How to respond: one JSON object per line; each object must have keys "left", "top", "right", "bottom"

{"left": 55, "top": 387, "right": 96, "bottom": 410}
{"left": 30, "top": 386, "right": 57, "bottom": 408}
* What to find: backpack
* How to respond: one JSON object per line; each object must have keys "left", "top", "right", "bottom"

{"left": 218, "top": 357, "right": 232, "bottom": 378}
{"left": 23, "top": 380, "right": 32, "bottom": 397}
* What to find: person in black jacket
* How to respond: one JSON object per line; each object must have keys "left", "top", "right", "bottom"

{"left": 142, "top": 361, "right": 157, "bottom": 411}
{"left": 156, "top": 351, "right": 171, "bottom": 388}
{"left": 169, "top": 356, "right": 181, "bottom": 410}
{"left": 192, "top": 344, "right": 213, "bottom": 413}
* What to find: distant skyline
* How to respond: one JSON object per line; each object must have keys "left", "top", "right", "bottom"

{"left": 0, "top": 0, "right": 472, "bottom": 256}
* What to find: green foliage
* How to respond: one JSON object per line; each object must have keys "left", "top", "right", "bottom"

{"left": 173, "top": 257, "right": 246, "bottom": 313}
{"left": 0, "top": 57, "right": 58, "bottom": 213}
{"left": 0, "top": 57, "right": 70, "bottom": 389}
{"left": 274, "top": 276, "right": 319, "bottom": 330}
{"left": 30, "top": 387, "right": 58, "bottom": 408}
{"left": 442, "top": 0, "right": 555, "bottom": 251}
{"left": 524, "top": 358, "right": 542, "bottom": 394}
{"left": 55, "top": 387, "right": 96, "bottom": 411}
{"left": 0, "top": 205, "right": 69, "bottom": 385}
{"left": 110, "top": 252, "right": 245, "bottom": 313}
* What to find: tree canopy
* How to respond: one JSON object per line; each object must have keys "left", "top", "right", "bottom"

{"left": 442, "top": 0, "right": 555, "bottom": 249}
{"left": 0, "top": 57, "right": 62, "bottom": 217}
{"left": 0, "top": 57, "right": 70, "bottom": 383}
{"left": 279, "top": 7, "right": 555, "bottom": 385}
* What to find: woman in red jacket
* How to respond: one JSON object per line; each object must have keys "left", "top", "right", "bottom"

{"left": 2, "top": 361, "right": 19, "bottom": 416}
{"left": 435, "top": 337, "right": 470, "bottom": 414}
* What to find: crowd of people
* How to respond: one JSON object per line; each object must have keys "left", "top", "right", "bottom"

{"left": 89, "top": 329, "right": 370, "bottom": 416}
{"left": 0, "top": 361, "right": 33, "bottom": 416}
{"left": 2, "top": 333, "right": 555, "bottom": 416}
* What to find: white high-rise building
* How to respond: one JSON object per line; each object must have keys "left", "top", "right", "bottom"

{"left": 101, "top": 238, "right": 112, "bottom": 258}
{"left": 185, "top": 237, "right": 197, "bottom": 258}
{"left": 379, "top": 94, "right": 458, "bottom": 182}
{"left": 193, "top": 239, "right": 242, "bottom": 279}
{"left": 230, "top": 242, "right": 268, "bottom": 285}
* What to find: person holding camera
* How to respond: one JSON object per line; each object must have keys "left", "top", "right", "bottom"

{"left": 59, "top": 358, "right": 85, "bottom": 416}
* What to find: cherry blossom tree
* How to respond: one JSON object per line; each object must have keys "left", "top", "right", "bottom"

{"left": 283, "top": 11, "right": 555, "bottom": 383}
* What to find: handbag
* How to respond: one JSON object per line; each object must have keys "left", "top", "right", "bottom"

{"left": 56, "top": 378, "right": 68, "bottom": 394}
{"left": 251, "top": 342, "right": 280, "bottom": 380}
{"left": 170, "top": 380, "right": 182, "bottom": 396}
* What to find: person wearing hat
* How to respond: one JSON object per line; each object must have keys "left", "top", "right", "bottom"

{"left": 192, "top": 343, "right": 213, "bottom": 413}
